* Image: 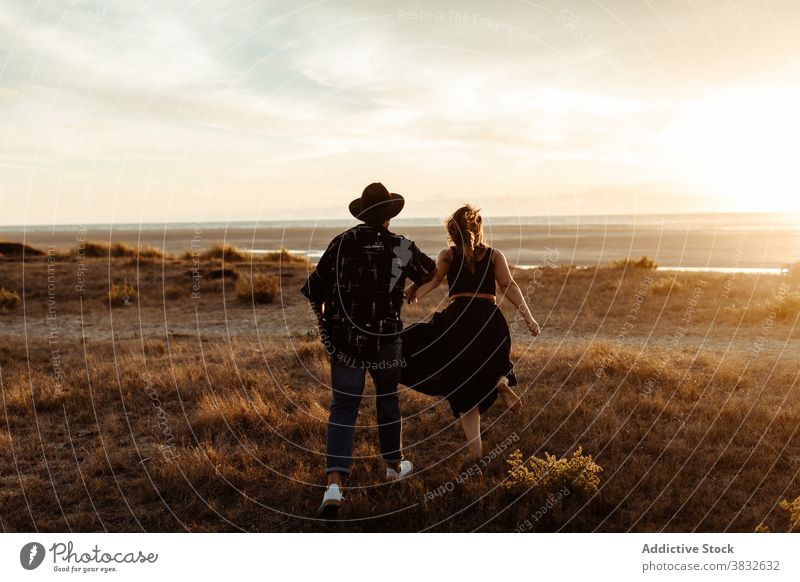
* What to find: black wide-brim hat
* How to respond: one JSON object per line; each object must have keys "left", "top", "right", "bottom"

{"left": 349, "top": 182, "right": 405, "bottom": 223}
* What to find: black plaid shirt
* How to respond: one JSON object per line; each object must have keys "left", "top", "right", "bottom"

{"left": 301, "top": 224, "right": 436, "bottom": 359}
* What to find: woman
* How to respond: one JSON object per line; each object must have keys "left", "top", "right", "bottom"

{"left": 401, "top": 204, "right": 541, "bottom": 462}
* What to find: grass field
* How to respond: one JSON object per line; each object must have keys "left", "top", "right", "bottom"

{"left": 1, "top": 241, "right": 799, "bottom": 532}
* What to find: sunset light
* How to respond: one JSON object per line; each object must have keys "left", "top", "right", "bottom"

{"left": 1, "top": 3, "right": 800, "bottom": 570}
{"left": 669, "top": 88, "right": 800, "bottom": 212}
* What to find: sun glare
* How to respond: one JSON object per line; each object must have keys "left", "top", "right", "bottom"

{"left": 671, "top": 89, "right": 800, "bottom": 213}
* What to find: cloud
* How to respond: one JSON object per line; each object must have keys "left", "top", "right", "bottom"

{"left": 1, "top": 0, "right": 799, "bottom": 224}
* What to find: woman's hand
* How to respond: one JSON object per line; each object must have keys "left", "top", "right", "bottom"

{"left": 527, "top": 317, "right": 541, "bottom": 337}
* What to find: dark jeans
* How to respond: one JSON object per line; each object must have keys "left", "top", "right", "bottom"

{"left": 326, "top": 338, "right": 403, "bottom": 475}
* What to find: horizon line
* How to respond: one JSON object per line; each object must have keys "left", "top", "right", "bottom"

{"left": 1, "top": 209, "right": 797, "bottom": 230}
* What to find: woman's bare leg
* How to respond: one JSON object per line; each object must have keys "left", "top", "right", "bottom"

{"left": 496, "top": 376, "right": 521, "bottom": 413}
{"left": 459, "top": 406, "right": 482, "bottom": 460}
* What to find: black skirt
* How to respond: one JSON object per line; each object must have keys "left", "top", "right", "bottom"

{"left": 400, "top": 297, "right": 517, "bottom": 417}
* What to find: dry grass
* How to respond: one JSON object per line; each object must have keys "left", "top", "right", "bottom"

{"left": 1, "top": 335, "right": 798, "bottom": 533}
{"left": 0, "top": 242, "right": 799, "bottom": 532}
{"left": 200, "top": 243, "right": 249, "bottom": 262}
{"left": 0, "top": 287, "right": 21, "bottom": 310}
{"left": 208, "top": 267, "right": 240, "bottom": 280}
{"left": 773, "top": 292, "right": 800, "bottom": 321}
{"left": 77, "top": 240, "right": 166, "bottom": 259}
{"left": 106, "top": 280, "right": 137, "bottom": 306}
{"left": 779, "top": 496, "right": 800, "bottom": 532}
{"left": 262, "top": 248, "right": 310, "bottom": 265}
{"left": 0, "top": 240, "right": 45, "bottom": 257}
{"left": 163, "top": 283, "right": 186, "bottom": 300}
{"left": 235, "top": 273, "right": 280, "bottom": 304}
{"left": 197, "top": 244, "right": 309, "bottom": 266}
{"left": 651, "top": 275, "right": 683, "bottom": 295}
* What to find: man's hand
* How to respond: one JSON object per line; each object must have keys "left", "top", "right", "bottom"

{"left": 527, "top": 317, "right": 541, "bottom": 337}
{"left": 404, "top": 284, "right": 418, "bottom": 304}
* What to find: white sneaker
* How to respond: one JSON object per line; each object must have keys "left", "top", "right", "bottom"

{"left": 318, "top": 483, "right": 343, "bottom": 518}
{"left": 386, "top": 459, "right": 414, "bottom": 481}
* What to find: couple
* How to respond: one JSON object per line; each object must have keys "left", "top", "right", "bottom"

{"left": 300, "top": 182, "right": 540, "bottom": 518}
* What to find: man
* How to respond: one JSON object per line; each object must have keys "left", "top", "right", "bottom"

{"left": 301, "top": 182, "right": 436, "bottom": 518}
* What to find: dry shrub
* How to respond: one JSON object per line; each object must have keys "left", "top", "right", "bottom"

{"left": 109, "top": 242, "right": 135, "bottom": 257}
{"left": 79, "top": 241, "right": 111, "bottom": 257}
{"left": 208, "top": 267, "right": 239, "bottom": 280}
{"left": 505, "top": 447, "right": 602, "bottom": 499}
{"left": 129, "top": 244, "right": 165, "bottom": 259}
{"left": 748, "top": 290, "right": 800, "bottom": 322}
{"left": 609, "top": 256, "right": 658, "bottom": 270}
{"left": 261, "top": 248, "right": 309, "bottom": 265}
{"left": 651, "top": 276, "right": 683, "bottom": 295}
{"left": 759, "top": 495, "right": 800, "bottom": 533}
{"left": 0, "top": 287, "right": 21, "bottom": 310}
{"left": 779, "top": 495, "right": 800, "bottom": 532}
{"left": 235, "top": 273, "right": 279, "bottom": 304}
{"left": 107, "top": 280, "right": 137, "bottom": 306}
{"left": 201, "top": 243, "right": 248, "bottom": 262}
{"left": 78, "top": 240, "right": 165, "bottom": 259}
{"left": 771, "top": 291, "right": 800, "bottom": 321}
{"left": 0, "top": 241, "right": 45, "bottom": 257}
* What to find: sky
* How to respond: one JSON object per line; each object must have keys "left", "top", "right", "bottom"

{"left": 1, "top": 0, "right": 799, "bottom": 226}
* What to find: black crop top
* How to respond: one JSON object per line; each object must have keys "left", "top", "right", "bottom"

{"left": 447, "top": 247, "right": 496, "bottom": 296}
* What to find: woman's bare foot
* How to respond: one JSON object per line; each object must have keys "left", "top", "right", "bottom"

{"left": 496, "top": 377, "right": 521, "bottom": 413}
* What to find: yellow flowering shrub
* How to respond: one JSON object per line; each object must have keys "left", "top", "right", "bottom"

{"left": 0, "top": 287, "right": 21, "bottom": 310}
{"left": 779, "top": 495, "right": 800, "bottom": 532}
{"left": 756, "top": 495, "right": 800, "bottom": 532}
{"left": 107, "top": 280, "right": 137, "bottom": 306}
{"left": 504, "top": 447, "right": 602, "bottom": 497}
